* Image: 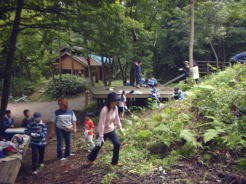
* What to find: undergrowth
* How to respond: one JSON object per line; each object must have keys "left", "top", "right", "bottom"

{"left": 94, "top": 65, "right": 246, "bottom": 180}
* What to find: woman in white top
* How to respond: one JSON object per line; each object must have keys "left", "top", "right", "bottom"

{"left": 118, "top": 91, "right": 127, "bottom": 119}
{"left": 192, "top": 63, "right": 200, "bottom": 84}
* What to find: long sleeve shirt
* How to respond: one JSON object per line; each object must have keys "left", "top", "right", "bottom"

{"left": 3, "top": 116, "right": 14, "bottom": 129}
{"left": 25, "top": 120, "right": 47, "bottom": 146}
{"left": 97, "top": 106, "right": 122, "bottom": 138}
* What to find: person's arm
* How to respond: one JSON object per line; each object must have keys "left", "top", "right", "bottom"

{"left": 98, "top": 107, "right": 107, "bottom": 138}
{"left": 40, "top": 124, "right": 48, "bottom": 138}
{"left": 72, "top": 112, "right": 77, "bottom": 133}
{"left": 24, "top": 123, "right": 31, "bottom": 135}
{"left": 115, "top": 107, "right": 122, "bottom": 130}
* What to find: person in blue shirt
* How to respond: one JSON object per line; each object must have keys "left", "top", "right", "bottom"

{"left": 25, "top": 112, "right": 47, "bottom": 175}
{"left": 135, "top": 61, "right": 143, "bottom": 88}
{"left": 173, "top": 88, "right": 185, "bottom": 100}
{"left": 229, "top": 52, "right": 246, "bottom": 64}
{"left": 150, "top": 86, "right": 160, "bottom": 108}
{"left": 3, "top": 110, "right": 15, "bottom": 130}
{"left": 148, "top": 77, "right": 158, "bottom": 88}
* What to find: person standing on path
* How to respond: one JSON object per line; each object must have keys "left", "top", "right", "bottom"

{"left": 179, "top": 61, "right": 190, "bottom": 83}
{"left": 51, "top": 98, "right": 77, "bottom": 160}
{"left": 87, "top": 92, "right": 124, "bottom": 166}
{"left": 135, "top": 61, "right": 143, "bottom": 88}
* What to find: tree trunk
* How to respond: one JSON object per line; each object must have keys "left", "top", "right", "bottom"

{"left": 209, "top": 41, "right": 219, "bottom": 68}
{"left": 189, "top": 0, "right": 195, "bottom": 69}
{"left": 117, "top": 56, "right": 127, "bottom": 86}
{"left": 130, "top": 62, "right": 136, "bottom": 86}
{"left": 0, "top": 0, "right": 24, "bottom": 133}
{"left": 101, "top": 56, "right": 107, "bottom": 86}
{"left": 87, "top": 56, "right": 95, "bottom": 86}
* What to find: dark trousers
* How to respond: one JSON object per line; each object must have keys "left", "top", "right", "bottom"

{"left": 87, "top": 130, "right": 121, "bottom": 165}
{"left": 56, "top": 128, "right": 72, "bottom": 159}
{"left": 31, "top": 145, "right": 45, "bottom": 171}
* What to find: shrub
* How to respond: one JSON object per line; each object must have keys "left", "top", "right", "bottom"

{"left": 46, "top": 74, "right": 88, "bottom": 98}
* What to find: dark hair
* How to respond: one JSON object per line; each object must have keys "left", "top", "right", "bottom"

{"left": 84, "top": 112, "right": 93, "bottom": 118}
{"left": 5, "top": 110, "right": 11, "bottom": 114}
{"left": 174, "top": 87, "right": 179, "bottom": 91}
{"left": 137, "top": 61, "right": 142, "bottom": 64}
{"left": 23, "top": 109, "right": 29, "bottom": 115}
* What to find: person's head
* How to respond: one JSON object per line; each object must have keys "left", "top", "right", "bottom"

{"left": 174, "top": 87, "right": 180, "bottom": 93}
{"left": 58, "top": 98, "right": 68, "bottom": 111}
{"left": 137, "top": 61, "right": 142, "bottom": 65}
{"left": 184, "top": 61, "right": 189, "bottom": 66}
{"left": 84, "top": 112, "right": 92, "bottom": 121}
{"left": 193, "top": 63, "right": 197, "bottom": 67}
{"left": 5, "top": 110, "right": 11, "bottom": 117}
{"left": 121, "top": 90, "right": 125, "bottom": 95}
{"left": 23, "top": 109, "right": 30, "bottom": 118}
{"left": 33, "top": 112, "right": 42, "bottom": 123}
{"left": 105, "top": 92, "right": 120, "bottom": 110}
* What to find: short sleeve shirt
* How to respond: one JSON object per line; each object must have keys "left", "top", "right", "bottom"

{"left": 52, "top": 109, "right": 77, "bottom": 130}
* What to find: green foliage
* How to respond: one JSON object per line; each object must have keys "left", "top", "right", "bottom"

{"left": 46, "top": 74, "right": 88, "bottom": 98}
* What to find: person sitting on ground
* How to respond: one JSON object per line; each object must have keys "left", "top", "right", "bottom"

{"left": 25, "top": 112, "right": 47, "bottom": 175}
{"left": 87, "top": 92, "right": 124, "bottom": 167}
{"left": 229, "top": 52, "right": 246, "bottom": 64}
{"left": 148, "top": 76, "right": 158, "bottom": 88}
{"left": 22, "top": 109, "right": 33, "bottom": 127}
{"left": 83, "top": 112, "right": 95, "bottom": 152}
{"left": 179, "top": 61, "right": 190, "bottom": 82}
{"left": 118, "top": 91, "right": 127, "bottom": 119}
{"left": 51, "top": 98, "right": 77, "bottom": 161}
{"left": 173, "top": 87, "right": 185, "bottom": 100}
{"left": 135, "top": 61, "right": 143, "bottom": 88}
{"left": 3, "top": 110, "right": 15, "bottom": 130}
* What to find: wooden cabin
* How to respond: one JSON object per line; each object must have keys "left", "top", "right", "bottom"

{"left": 52, "top": 46, "right": 102, "bottom": 82}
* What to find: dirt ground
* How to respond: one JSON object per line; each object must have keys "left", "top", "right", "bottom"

{"left": 15, "top": 123, "right": 246, "bottom": 184}
{"left": 7, "top": 94, "right": 85, "bottom": 123}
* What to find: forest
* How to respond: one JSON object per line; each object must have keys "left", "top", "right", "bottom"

{"left": 0, "top": 0, "right": 246, "bottom": 183}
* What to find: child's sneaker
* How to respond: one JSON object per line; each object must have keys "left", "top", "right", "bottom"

{"left": 69, "top": 153, "right": 75, "bottom": 156}
{"left": 60, "top": 158, "right": 66, "bottom": 161}
{"left": 87, "top": 158, "right": 96, "bottom": 165}
{"left": 40, "top": 163, "right": 45, "bottom": 167}
{"left": 32, "top": 171, "right": 38, "bottom": 175}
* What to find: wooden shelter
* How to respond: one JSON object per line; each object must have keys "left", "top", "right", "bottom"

{"left": 52, "top": 46, "right": 102, "bottom": 82}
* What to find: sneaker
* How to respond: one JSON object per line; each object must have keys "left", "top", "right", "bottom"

{"left": 87, "top": 158, "right": 96, "bottom": 165}
{"left": 112, "top": 163, "right": 123, "bottom": 167}
{"left": 32, "top": 171, "right": 38, "bottom": 175}
{"left": 60, "top": 158, "right": 66, "bottom": 161}
{"left": 69, "top": 153, "right": 75, "bottom": 156}
{"left": 40, "top": 163, "right": 45, "bottom": 167}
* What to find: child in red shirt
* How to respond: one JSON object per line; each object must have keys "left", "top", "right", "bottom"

{"left": 83, "top": 112, "right": 95, "bottom": 152}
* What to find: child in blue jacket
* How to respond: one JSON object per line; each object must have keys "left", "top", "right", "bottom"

{"left": 25, "top": 112, "right": 47, "bottom": 175}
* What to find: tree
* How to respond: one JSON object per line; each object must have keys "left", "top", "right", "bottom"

{"left": 189, "top": 0, "right": 195, "bottom": 68}
{"left": 0, "top": 0, "right": 24, "bottom": 132}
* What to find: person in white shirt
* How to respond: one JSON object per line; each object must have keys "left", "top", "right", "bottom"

{"left": 192, "top": 63, "right": 200, "bottom": 84}
{"left": 118, "top": 91, "right": 127, "bottom": 119}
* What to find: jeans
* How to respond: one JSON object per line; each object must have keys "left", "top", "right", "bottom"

{"left": 87, "top": 130, "right": 121, "bottom": 165}
{"left": 31, "top": 145, "right": 45, "bottom": 171}
{"left": 56, "top": 128, "right": 72, "bottom": 159}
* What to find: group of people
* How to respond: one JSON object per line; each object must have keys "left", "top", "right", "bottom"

{"left": 179, "top": 60, "right": 200, "bottom": 84}
{"left": 2, "top": 93, "right": 124, "bottom": 175}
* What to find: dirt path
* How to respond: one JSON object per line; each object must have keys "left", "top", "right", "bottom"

{"left": 7, "top": 95, "right": 85, "bottom": 123}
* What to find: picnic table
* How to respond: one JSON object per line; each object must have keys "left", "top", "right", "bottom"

{"left": 0, "top": 128, "right": 30, "bottom": 184}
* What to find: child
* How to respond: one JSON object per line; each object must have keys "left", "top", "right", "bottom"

{"left": 173, "top": 87, "right": 185, "bottom": 100}
{"left": 192, "top": 63, "right": 200, "bottom": 84}
{"left": 25, "top": 112, "right": 47, "bottom": 175}
{"left": 3, "top": 110, "right": 15, "bottom": 130}
{"left": 118, "top": 91, "right": 127, "bottom": 119}
{"left": 151, "top": 86, "right": 159, "bottom": 108}
{"left": 83, "top": 112, "right": 95, "bottom": 152}
{"left": 22, "top": 109, "right": 33, "bottom": 127}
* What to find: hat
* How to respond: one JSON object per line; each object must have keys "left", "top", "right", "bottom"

{"left": 33, "top": 112, "right": 42, "bottom": 121}
{"left": 107, "top": 92, "right": 120, "bottom": 103}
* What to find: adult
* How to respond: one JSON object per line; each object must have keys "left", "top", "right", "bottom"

{"left": 192, "top": 63, "right": 200, "bottom": 84}
{"left": 87, "top": 92, "right": 124, "bottom": 166}
{"left": 135, "top": 61, "right": 143, "bottom": 88}
{"left": 51, "top": 98, "right": 77, "bottom": 160}
{"left": 229, "top": 52, "right": 246, "bottom": 64}
{"left": 179, "top": 61, "right": 190, "bottom": 82}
